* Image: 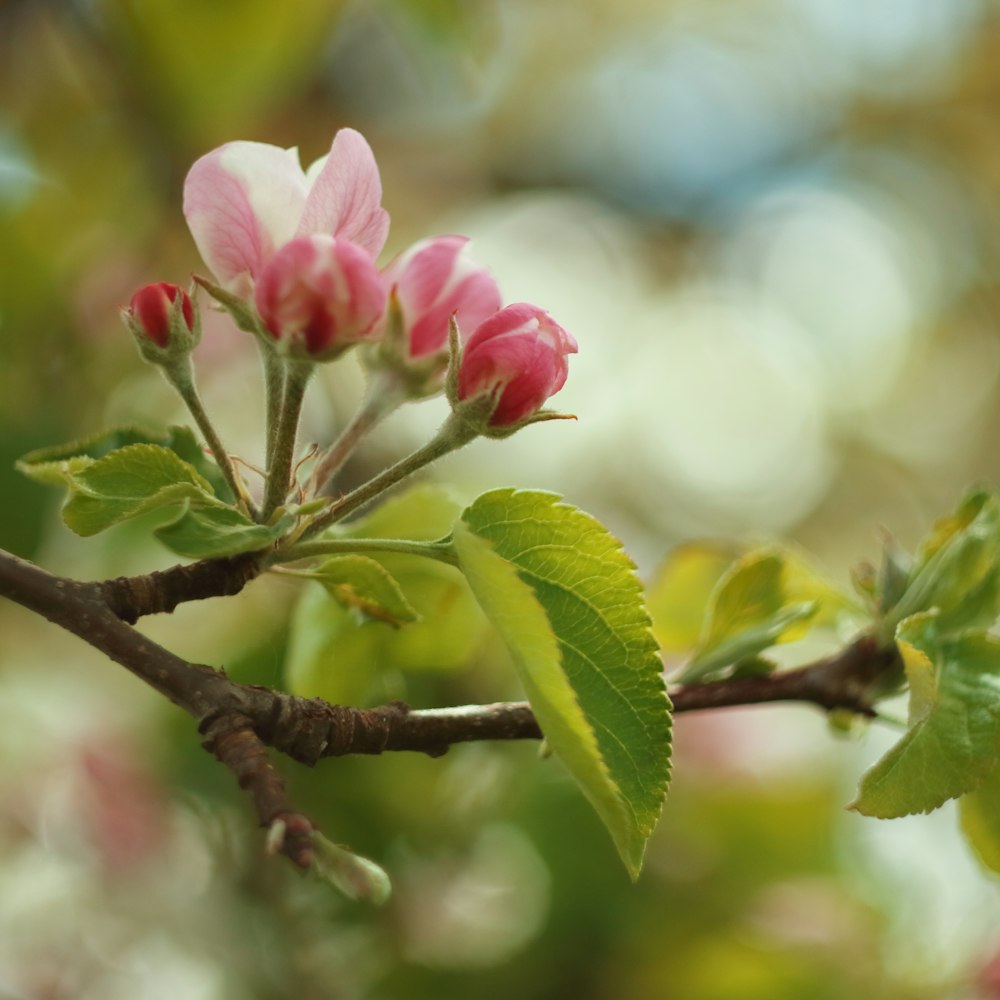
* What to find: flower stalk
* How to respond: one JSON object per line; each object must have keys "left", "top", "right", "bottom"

{"left": 262, "top": 360, "right": 314, "bottom": 518}
{"left": 164, "top": 358, "right": 256, "bottom": 519}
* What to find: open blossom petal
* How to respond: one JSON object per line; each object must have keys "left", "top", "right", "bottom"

{"left": 297, "top": 129, "right": 390, "bottom": 258}
{"left": 183, "top": 142, "right": 308, "bottom": 295}
{"left": 383, "top": 235, "right": 502, "bottom": 357}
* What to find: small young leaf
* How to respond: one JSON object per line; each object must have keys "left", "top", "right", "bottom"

{"left": 60, "top": 444, "right": 225, "bottom": 536}
{"left": 17, "top": 424, "right": 231, "bottom": 500}
{"left": 311, "top": 833, "right": 392, "bottom": 905}
{"left": 453, "top": 488, "right": 671, "bottom": 879}
{"left": 651, "top": 543, "right": 861, "bottom": 682}
{"left": 300, "top": 555, "right": 420, "bottom": 627}
{"left": 155, "top": 504, "right": 295, "bottom": 558}
{"left": 646, "top": 541, "right": 741, "bottom": 652}
{"left": 851, "top": 614, "right": 1000, "bottom": 818}
{"left": 678, "top": 551, "right": 818, "bottom": 683}
{"left": 886, "top": 489, "right": 1000, "bottom": 634}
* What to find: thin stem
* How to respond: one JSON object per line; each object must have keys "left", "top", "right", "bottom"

{"left": 166, "top": 360, "right": 257, "bottom": 520}
{"left": 273, "top": 536, "right": 458, "bottom": 567}
{"left": 262, "top": 361, "right": 314, "bottom": 519}
{"left": 300, "top": 412, "right": 478, "bottom": 540}
{"left": 259, "top": 343, "right": 287, "bottom": 472}
{"left": 310, "top": 370, "right": 406, "bottom": 496}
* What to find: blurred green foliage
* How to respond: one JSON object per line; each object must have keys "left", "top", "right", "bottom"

{"left": 4, "top": 0, "right": 1000, "bottom": 997}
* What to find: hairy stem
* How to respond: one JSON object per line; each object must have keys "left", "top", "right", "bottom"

{"left": 259, "top": 342, "right": 286, "bottom": 473}
{"left": 166, "top": 359, "right": 257, "bottom": 519}
{"left": 301, "top": 411, "right": 478, "bottom": 539}
{"left": 262, "top": 361, "right": 313, "bottom": 518}
{"left": 273, "top": 536, "right": 457, "bottom": 567}
{"left": 310, "top": 370, "right": 407, "bottom": 496}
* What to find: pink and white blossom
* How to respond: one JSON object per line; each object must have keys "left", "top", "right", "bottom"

{"left": 458, "top": 303, "right": 578, "bottom": 425}
{"left": 183, "top": 129, "right": 389, "bottom": 297}
{"left": 255, "top": 235, "right": 387, "bottom": 359}
{"left": 381, "top": 236, "right": 502, "bottom": 357}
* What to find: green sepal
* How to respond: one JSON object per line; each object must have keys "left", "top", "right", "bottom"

{"left": 192, "top": 273, "right": 267, "bottom": 338}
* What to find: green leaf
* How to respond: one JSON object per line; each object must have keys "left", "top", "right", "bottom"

{"left": 453, "top": 488, "right": 671, "bottom": 878}
{"left": 651, "top": 542, "right": 861, "bottom": 684}
{"left": 285, "top": 555, "right": 488, "bottom": 704}
{"left": 155, "top": 504, "right": 294, "bottom": 558}
{"left": 285, "top": 584, "right": 384, "bottom": 706}
{"left": 299, "top": 555, "right": 420, "bottom": 627}
{"left": 960, "top": 769, "right": 1000, "bottom": 875}
{"left": 852, "top": 614, "right": 1000, "bottom": 818}
{"left": 60, "top": 443, "right": 224, "bottom": 536}
{"left": 340, "top": 483, "right": 462, "bottom": 541}
{"left": 678, "top": 552, "right": 818, "bottom": 683}
{"left": 17, "top": 424, "right": 231, "bottom": 500}
{"left": 285, "top": 486, "right": 489, "bottom": 703}
{"left": 646, "top": 541, "right": 741, "bottom": 653}
{"left": 886, "top": 489, "right": 1000, "bottom": 634}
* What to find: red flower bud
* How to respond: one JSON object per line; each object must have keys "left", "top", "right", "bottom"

{"left": 381, "top": 236, "right": 502, "bottom": 357}
{"left": 255, "top": 235, "right": 386, "bottom": 359}
{"left": 128, "top": 282, "right": 195, "bottom": 348}
{"left": 458, "top": 303, "right": 578, "bottom": 426}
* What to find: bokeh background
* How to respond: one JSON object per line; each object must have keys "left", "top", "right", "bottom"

{"left": 4, "top": 0, "right": 1000, "bottom": 997}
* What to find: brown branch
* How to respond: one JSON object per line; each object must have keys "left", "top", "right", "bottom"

{"left": 200, "top": 713, "right": 316, "bottom": 868}
{"left": 0, "top": 544, "right": 901, "bottom": 873}
{"left": 100, "top": 551, "right": 263, "bottom": 623}
{"left": 669, "top": 635, "right": 900, "bottom": 716}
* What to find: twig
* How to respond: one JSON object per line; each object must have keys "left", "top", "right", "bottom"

{"left": 0, "top": 544, "right": 901, "bottom": 872}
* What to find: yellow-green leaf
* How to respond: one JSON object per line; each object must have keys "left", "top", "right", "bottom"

{"left": 60, "top": 443, "right": 224, "bottom": 536}
{"left": 301, "top": 555, "right": 420, "bottom": 627}
{"left": 646, "top": 541, "right": 740, "bottom": 652}
{"left": 960, "top": 769, "right": 1000, "bottom": 875}
{"left": 155, "top": 504, "right": 295, "bottom": 558}
{"left": 453, "top": 489, "right": 671, "bottom": 878}
{"left": 852, "top": 614, "right": 1000, "bottom": 818}
{"left": 886, "top": 489, "right": 1000, "bottom": 635}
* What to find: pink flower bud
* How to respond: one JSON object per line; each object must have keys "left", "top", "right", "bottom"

{"left": 382, "top": 236, "right": 502, "bottom": 357}
{"left": 254, "top": 235, "right": 387, "bottom": 359}
{"left": 458, "top": 303, "right": 578, "bottom": 426}
{"left": 128, "top": 282, "right": 195, "bottom": 348}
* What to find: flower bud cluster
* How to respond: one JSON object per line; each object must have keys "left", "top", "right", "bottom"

{"left": 130, "top": 128, "right": 577, "bottom": 428}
